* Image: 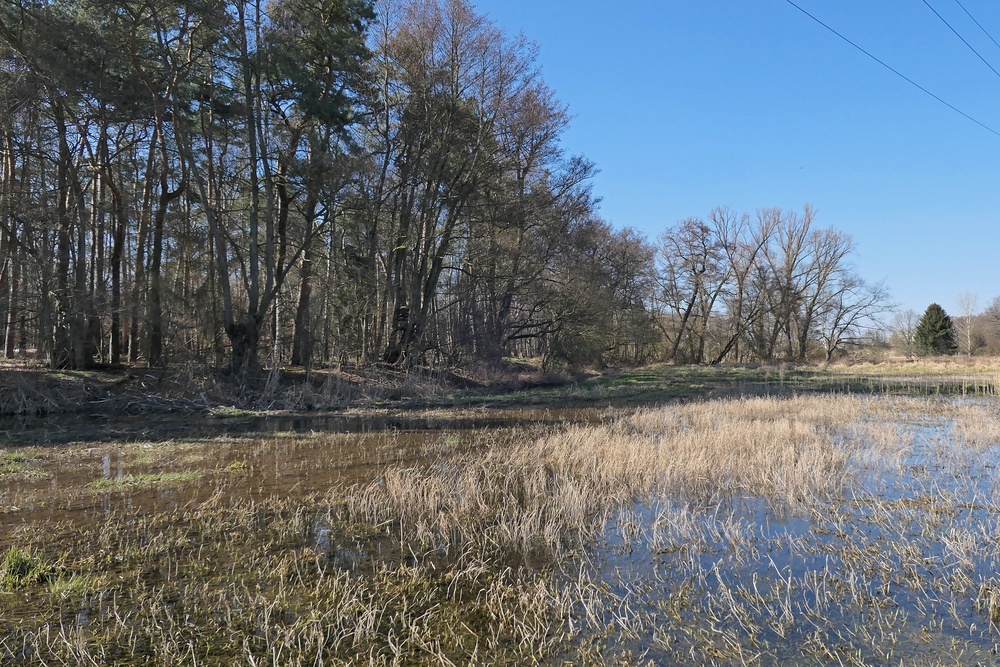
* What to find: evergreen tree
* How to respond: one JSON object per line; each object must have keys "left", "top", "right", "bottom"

{"left": 914, "top": 303, "right": 957, "bottom": 355}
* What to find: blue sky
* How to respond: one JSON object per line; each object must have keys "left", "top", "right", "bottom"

{"left": 471, "top": 0, "right": 1000, "bottom": 317}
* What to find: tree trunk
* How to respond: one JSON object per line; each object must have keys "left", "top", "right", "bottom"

{"left": 291, "top": 204, "right": 316, "bottom": 368}
{"left": 52, "top": 101, "right": 74, "bottom": 369}
{"left": 107, "top": 177, "right": 127, "bottom": 365}
{"left": 290, "top": 250, "right": 313, "bottom": 368}
{"left": 130, "top": 132, "right": 157, "bottom": 364}
{"left": 146, "top": 174, "right": 183, "bottom": 366}
{"left": 227, "top": 316, "right": 261, "bottom": 373}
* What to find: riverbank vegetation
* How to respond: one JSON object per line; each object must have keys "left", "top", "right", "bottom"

{"left": 6, "top": 354, "right": 1000, "bottom": 420}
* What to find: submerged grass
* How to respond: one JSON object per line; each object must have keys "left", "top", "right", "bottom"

{"left": 0, "top": 452, "right": 46, "bottom": 479}
{"left": 3, "top": 393, "right": 1000, "bottom": 664}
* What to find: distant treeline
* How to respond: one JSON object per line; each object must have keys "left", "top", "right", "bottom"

{"left": 0, "top": 0, "right": 888, "bottom": 371}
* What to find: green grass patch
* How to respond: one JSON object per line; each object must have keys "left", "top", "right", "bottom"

{"left": 0, "top": 461, "right": 26, "bottom": 475}
{"left": 1, "top": 546, "right": 50, "bottom": 590}
{"left": 224, "top": 460, "right": 249, "bottom": 472}
{"left": 87, "top": 471, "right": 202, "bottom": 491}
{"left": 0, "top": 451, "right": 47, "bottom": 479}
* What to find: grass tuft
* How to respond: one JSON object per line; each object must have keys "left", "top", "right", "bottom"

{"left": 47, "top": 572, "right": 98, "bottom": 600}
{"left": 1, "top": 546, "right": 50, "bottom": 590}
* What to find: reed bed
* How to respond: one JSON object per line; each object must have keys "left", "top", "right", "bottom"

{"left": 3, "top": 394, "right": 1000, "bottom": 664}
{"left": 345, "top": 396, "right": 867, "bottom": 566}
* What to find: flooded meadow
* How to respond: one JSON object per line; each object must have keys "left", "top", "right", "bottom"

{"left": 2, "top": 394, "right": 1000, "bottom": 665}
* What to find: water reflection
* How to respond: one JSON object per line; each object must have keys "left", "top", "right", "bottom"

{"left": 1, "top": 406, "right": 607, "bottom": 446}
{"left": 0, "top": 406, "right": 612, "bottom": 533}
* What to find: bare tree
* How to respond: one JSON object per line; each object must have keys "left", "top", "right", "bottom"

{"left": 709, "top": 206, "right": 773, "bottom": 364}
{"left": 956, "top": 291, "right": 978, "bottom": 357}
{"left": 890, "top": 309, "right": 919, "bottom": 357}
{"left": 817, "top": 278, "right": 890, "bottom": 361}
{"left": 653, "top": 205, "right": 892, "bottom": 364}
{"left": 656, "top": 217, "right": 728, "bottom": 363}
{"left": 985, "top": 296, "right": 1000, "bottom": 329}
{"left": 793, "top": 226, "right": 854, "bottom": 361}
{"left": 740, "top": 207, "right": 811, "bottom": 361}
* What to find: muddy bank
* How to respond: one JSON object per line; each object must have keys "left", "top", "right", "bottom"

{"left": 0, "top": 362, "right": 582, "bottom": 420}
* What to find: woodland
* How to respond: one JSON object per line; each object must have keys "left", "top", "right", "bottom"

{"left": 0, "top": 0, "right": 890, "bottom": 374}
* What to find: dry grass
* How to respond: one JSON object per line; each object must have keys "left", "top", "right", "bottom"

{"left": 346, "top": 396, "right": 876, "bottom": 565}
{"left": 836, "top": 355, "right": 1000, "bottom": 375}
{"left": 824, "top": 356, "right": 1000, "bottom": 397}
{"left": 337, "top": 394, "right": 1000, "bottom": 663}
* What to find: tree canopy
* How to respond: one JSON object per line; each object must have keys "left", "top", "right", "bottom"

{"left": 0, "top": 0, "right": 890, "bottom": 373}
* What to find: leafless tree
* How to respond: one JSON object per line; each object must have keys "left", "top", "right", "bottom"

{"left": 890, "top": 309, "right": 919, "bottom": 357}
{"left": 817, "top": 278, "right": 891, "bottom": 361}
{"left": 956, "top": 291, "right": 978, "bottom": 357}
{"left": 656, "top": 217, "right": 728, "bottom": 363}
{"left": 654, "top": 205, "right": 890, "bottom": 364}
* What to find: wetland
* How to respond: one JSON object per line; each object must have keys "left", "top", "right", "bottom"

{"left": 4, "top": 364, "right": 1000, "bottom": 665}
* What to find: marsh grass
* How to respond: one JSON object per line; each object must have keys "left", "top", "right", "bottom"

{"left": 4, "top": 394, "right": 1000, "bottom": 664}
{"left": 342, "top": 395, "right": 1000, "bottom": 663}
{"left": 346, "top": 396, "right": 864, "bottom": 565}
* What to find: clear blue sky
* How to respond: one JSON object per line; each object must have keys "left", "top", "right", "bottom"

{"left": 471, "top": 0, "right": 1000, "bottom": 317}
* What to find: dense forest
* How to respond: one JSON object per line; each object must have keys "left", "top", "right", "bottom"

{"left": 0, "top": 0, "right": 889, "bottom": 372}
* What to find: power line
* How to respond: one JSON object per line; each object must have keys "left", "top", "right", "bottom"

{"left": 953, "top": 0, "right": 1000, "bottom": 54}
{"left": 782, "top": 0, "right": 1000, "bottom": 139}
{"left": 921, "top": 0, "right": 1000, "bottom": 81}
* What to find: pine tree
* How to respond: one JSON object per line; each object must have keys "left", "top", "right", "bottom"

{"left": 914, "top": 303, "right": 958, "bottom": 355}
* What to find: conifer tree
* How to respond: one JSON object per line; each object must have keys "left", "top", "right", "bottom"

{"left": 914, "top": 303, "right": 957, "bottom": 355}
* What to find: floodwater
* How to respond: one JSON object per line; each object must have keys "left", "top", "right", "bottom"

{"left": 4, "top": 397, "right": 1000, "bottom": 665}
{"left": 0, "top": 405, "right": 608, "bottom": 445}
{"left": 0, "top": 406, "right": 613, "bottom": 530}
{"left": 577, "top": 408, "right": 1000, "bottom": 665}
